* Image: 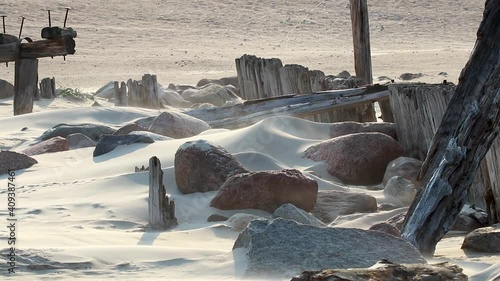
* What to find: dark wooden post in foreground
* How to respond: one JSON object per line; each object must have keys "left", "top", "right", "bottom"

{"left": 40, "top": 77, "right": 56, "bottom": 99}
{"left": 14, "top": 58, "right": 38, "bottom": 115}
{"left": 148, "top": 156, "right": 177, "bottom": 230}
{"left": 401, "top": 0, "right": 500, "bottom": 256}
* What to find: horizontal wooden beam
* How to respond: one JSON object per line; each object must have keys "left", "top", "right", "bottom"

{"left": 0, "top": 37, "right": 76, "bottom": 63}
{"left": 41, "top": 27, "right": 77, "bottom": 39}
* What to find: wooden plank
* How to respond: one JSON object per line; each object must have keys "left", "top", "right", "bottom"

{"left": 14, "top": 58, "right": 38, "bottom": 115}
{"left": 41, "top": 27, "right": 77, "bottom": 39}
{"left": 401, "top": 0, "right": 500, "bottom": 256}
{"left": 185, "top": 86, "right": 388, "bottom": 129}
{"left": 0, "top": 34, "right": 18, "bottom": 44}
{"left": 350, "top": 0, "right": 373, "bottom": 85}
{"left": 148, "top": 156, "right": 177, "bottom": 230}
{"left": 0, "top": 42, "right": 19, "bottom": 63}
{"left": 378, "top": 100, "right": 394, "bottom": 122}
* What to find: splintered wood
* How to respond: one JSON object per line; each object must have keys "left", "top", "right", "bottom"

{"left": 148, "top": 156, "right": 177, "bottom": 230}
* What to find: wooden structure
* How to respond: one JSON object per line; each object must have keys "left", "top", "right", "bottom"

{"left": 148, "top": 156, "right": 177, "bottom": 230}
{"left": 235, "top": 55, "right": 378, "bottom": 123}
{"left": 185, "top": 85, "right": 388, "bottom": 129}
{"left": 112, "top": 74, "right": 161, "bottom": 109}
{"left": 401, "top": 0, "right": 500, "bottom": 255}
{"left": 0, "top": 28, "right": 76, "bottom": 115}
{"left": 40, "top": 77, "right": 56, "bottom": 99}
{"left": 114, "top": 81, "right": 127, "bottom": 106}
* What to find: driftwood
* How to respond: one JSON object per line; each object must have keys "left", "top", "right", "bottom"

{"left": 185, "top": 86, "right": 388, "bottom": 129}
{"left": 291, "top": 261, "right": 467, "bottom": 281}
{"left": 401, "top": 0, "right": 500, "bottom": 256}
{"left": 40, "top": 77, "right": 56, "bottom": 99}
{"left": 14, "top": 58, "right": 38, "bottom": 115}
{"left": 148, "top": 156, "right": 177, "bottom": 230}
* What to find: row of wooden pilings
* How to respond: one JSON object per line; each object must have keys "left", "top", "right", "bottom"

{"left": 113, "top": 74, "right": 161, "bottom": 109}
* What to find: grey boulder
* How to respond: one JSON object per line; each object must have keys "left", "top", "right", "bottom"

{"left": 233, "top": 219, "right": 425, "bottom": 278}
{"left": 39, "top": 123, "right": 116, "bottom": 142}
{"left": 273, "top": 203, "right": 325, "bottom": 228}
{"left": 148, "top": 111, "right": 211, "bottom": 139}
{"left": 462, "top": 224, "right": 500, "bottom": 253}
{"left": 93, "top": 134, "right": 156, "bottom": 157}
{"left": 66, "top": 133, "right": 96, "bottom": 149}
{"left": 0, "top": 151, "right": 38, "bottom": 175}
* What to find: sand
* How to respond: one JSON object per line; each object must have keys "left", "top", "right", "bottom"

{"left": 1, "top": 0, "right": 498, "bottom": 280}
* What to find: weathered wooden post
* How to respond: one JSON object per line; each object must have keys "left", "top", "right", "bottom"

{"left": 401, "top": 0, "right": 500, "bottom": 256}
{"left": 126, "top": 78, "right": 141, "bottom": 107}
{"left": 309, "top": 70, "right": 326, "bottom": 92}
{"left": 141, "top": 74, "right": 160, "bottom": 109}
{"left": 14, "top": 58, "right": 38, "bottom": 115}
{"left": 40, "top": 77, "right": 56, "bottom": 99}
{"left": 149, "top": 156, "right": 177, "bottom": 230}
{"left": 114, "top": 81, "right": 127, "bottom": 106}
{"left": 350, "top": 0, "right": 372, "bottom": 85}
{"left": 279, "top": 64, "right": 312, "bottom": 95}
{"left": 235, "top": 55, "right": 283, "bottom": 100}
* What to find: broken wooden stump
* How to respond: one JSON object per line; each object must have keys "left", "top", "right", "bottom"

{"left": 14, "top": 58, "right": 38, "bottom": 115}
{"left": 402, "top": 0, "right": 500, "bottom": 255}
{"left": 236, "top": 54, "right": 284, "bottom": 100}
{"left": 40, "top": 77, "right": 56, "bottom": 99}
{"left": 291, "top": 261, "right": 467, "bottom": 281}
{"left": 114, "top": 81, "right": 127, "bottom": 106}
{"left": 142, "top": 74, "right": 161, "bottom": 109}
{"left": 280, "top": 64, "right": 312, "bottom": 95}
{"left": 127, "top": 78, "right": 141, "bottom": 107}
{"left": 148, "top": 156, "right": 177, "bottom": 230}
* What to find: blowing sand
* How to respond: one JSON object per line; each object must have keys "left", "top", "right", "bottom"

{"left": 1, "top": 0, "right": 498, "bottom": 280}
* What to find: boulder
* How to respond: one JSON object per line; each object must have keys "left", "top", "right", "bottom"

{"left": 0, "top": 79, "right": 14, "bottom": 99}
{"left": 337, "top": 70, "right": 351, "bottom": 78}
{"left": 134, "top": 116, "right": 156, "bottom": 129}
{"left": 174, "top": 140, "right": 249, "bottom": 194}
{"left": 94, "top": 81, "right": 115, "bottom": 99}
{"left": 304, "top": 132, "right": 404, "bottom": 185}
{"left": 93, "top": 134, "right": 156, "bottom": 157}
{"left": 223, "top": 213, "right": 265, "bottom": 231}
{"left": 128, "top": 131, "right": 171, "bottom": 141}
{"left": 39, "top": 123, "right": 116, "bottom": 142}
{"left": 233, "top": 219, "right": 425, "bottom": 278}
{"left": 66, "top": 133, "right": 96, "bottom": 149}
{"left": 399, "top": 73, "right": 424, "bottom": 81}
{"left": 329, "top": 121, "right": 397, "bottom": 139}
{"left": 159, "top": 87, "right": 191, "bottom": 108}
{"left": 369, "top": 222, "right": 401, "bottom": 237}
{"left": 311, "top": 190, "right": 378, "bottom": 223}
{"left": 207, "top": 214, "right": 229, "bottom": 222}
{"left": 113, "top": 124, "right": 148, "bottom": 136}
{"left": 383, "top": 176, "right": 417, "bottom": 206}
{"left": 196, "top": 78, "right": 224, "bottom": 87}
{"left": 21, "top": 137, "right": 69, "bottom": 156}
{"left": 220, "top": 76, "right": 239, "bottom": 88}
{"left": 148, "top": 111, "right": 211, "bottom": 138}
{"left": 211, "top": 169, "right": 318, "bottom": 213}
{"left": 273, "top": 203, "right": 325, "bottom": 228}
{"left": 182, "top": 84, "right": 233, "bottom": 106}
{"left": 462, "top": 224, "right": 500, "bottom": 253}
{"left": 378, "top": 203, "right": 399, "bottom": 211}
{"left": 0, "top": 151, "right": 38, "bottom": 175}
{"left": 292, "top": 261, "right": 467, "bottom": 281}
{"left": 383, "top": 157, "right": 423, "bottom": 188}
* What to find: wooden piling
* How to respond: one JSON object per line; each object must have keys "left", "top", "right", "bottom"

{"left": 114, "top": 81, "right": 128, "bottom": 106}
{"left": 236, "top": 55, "right": 283, "bottom": 100}
{"left": 142, "top": 74, "right": 160, "bottom": 109}
{"left": 14, "top": 58, "right": 38, "bottom": 115}
{"left": 279, "top": 64, "right": 312, "bottom": 95}
{"left": 148, "top": 156, "right": 177, "bottom": 230}
{"left": 40, "top": 77, "right": 56, "bottom": 99}
{"left": 350, "top": 0, "right": 373, "bottom": 85}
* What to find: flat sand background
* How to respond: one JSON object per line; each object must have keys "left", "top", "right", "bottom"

{"left": 0, "top": 0, "right": 485, "bottom": 90}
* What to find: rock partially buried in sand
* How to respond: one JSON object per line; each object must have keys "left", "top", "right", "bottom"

{"left": 273, "top": 203, "right": 325, "bottom": 228}
{"left": 210, "top": 169, "right": 318, "bottom": 213}
{"left": 112, "top": 123, "right": 149, "bottom": 136}
{"left": 291, "top": 261, "right": 467, "bottom": 281}
{"left": 223, "top": 213, "right": 265, "bottom": 231}
{"left": 174, "top": 140, "right": 249, "bottom": 194}
{"left": 148, "top": 111, "right": 211, "bottom": 138}
{"left": 233, "top": 219, "right": 425, "bottom": 278}
{"left": 93, "top": 134, "right": 160, "bottom": 157}
{"left": 384, "top": 176, "right": 417, "bottom": 206}
{"left": 39, "top": 123, "right": 116, "bottom": 142}
{"left": 311, "top": 190, "right": 378, "bottom": 224}
{"left": 182, "top": 84, "right": 234, "bottom": 107}
{"left": 369, "top": 222, "right": 401, "bottom": 237}
{"left": 383, "top": 157, "right": 423, "bottom": 188}
{"left": 207, "top": 214, "right": 229, "bottom": 222}
{"left": 66, "top": 133, "right": 96, "bottom": 149}
{"left": 304, "top": 132, "right": 404, "bottom": 185}
{"left": 462, "top": 224, "right": 500, "bottom": 253}
{"left": 22, "top": 137, "right": 69, "bottom": 156}
{"left": 329, "top": 121, "right": 397, "bottom": 139}
{"left": 0, "top": 151, "right": 38, "bottom": 175}
{"left": 0, "top": 79, "right": 14, "bottom": 99}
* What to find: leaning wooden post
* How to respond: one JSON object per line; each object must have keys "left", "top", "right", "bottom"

{"left": 401, "top": 0, "right": 500, "bottom": 256}
{"left": 148, "top": 156, "right": 177, "bottom": 230}
{"left": 14, "top": 58, "right": 38, "bottom": 115}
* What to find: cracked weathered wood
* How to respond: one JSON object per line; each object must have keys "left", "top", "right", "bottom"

{"left": 14, "top": 58, "right": 38, "bottom": 115}
{"left": 114, "top": 81, "right": 128, "bottom": 106}
{"left": 0, "top": 37, "right": 76, "bottom": 63}
{"left": 142, "top": 74, "right": 160, "bottom": 109}
{"left": 236, "top": 55, "right": 284, "bottom": 100}
{"left": 148, "top": 156, "right": 177, "bottom": 230}
{"left": 401, "top": 0, "right": 500, "bottom": 256}
{"left": 40, "top": 77, "right": 56, "bottom": 99}
{"left": 350, "top": 0, "right": 373, "bottom": 85}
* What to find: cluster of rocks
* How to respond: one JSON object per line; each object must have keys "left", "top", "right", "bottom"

{"left": 94, "top": 77, "right": 243, "bottom": 109}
